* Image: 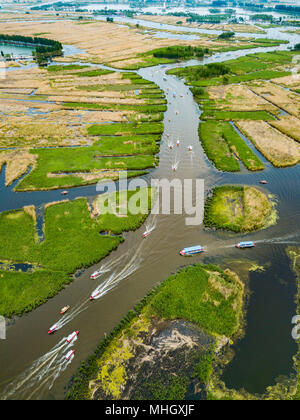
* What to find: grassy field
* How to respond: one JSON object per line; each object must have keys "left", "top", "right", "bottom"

{"left": 16, "top": 141, "right": 157, "bottom": 191}
{"left": 87, "top": 122, "right": 163, "bottom": 136}
{"left": 199, "top": 121, "right": 264, "bottom": 172}
{"left": 170, "top": 51, "right": 300, "bottom": 171}
{"left": 168, "top": 51, "right": 295, "bottom": 87}
{"left": 204, "top": 185, "right": 274, "bottom": 232}
{"left": 201, "top": 110, "right": 275, "bottom": 121}
{"left": 0, "top": 191, "right": 152, "bottom": 317}
{"left": 66, "top": 263, "right": 244, "bottom": 400}
{"left": 0, "top": 67, "right": 166, "bottom": 189}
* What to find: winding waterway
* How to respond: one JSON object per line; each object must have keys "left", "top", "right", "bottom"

{"left": 0, "top": 21, "right": 300, "bottom": 399}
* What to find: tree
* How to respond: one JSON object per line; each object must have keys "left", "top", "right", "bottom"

{"left": 218, "top": 31, "right": 235, "bottom": 40}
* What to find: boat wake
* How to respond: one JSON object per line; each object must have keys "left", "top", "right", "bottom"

{"left": 49, "top": 242, "right": 145, "bottom": 331}
{"left": 143, "top": 213, "right": 158, "bottom": 238}
{"left": 1, "top": 336, "right": 76, "bottom": 400}
{"left": 171, "top": 154, "right": 180, "bottom": 171}
{"left": 223, "top": 233, "right": 300, "bottom": 249}
{"left": 167, "top": 140, "right": 174, "bottom": 149}
{"left": 53, "top": 300, "right": 88, "bottom": 332}
{"left": 90, "top": 241, "right": 144, "bottom": 300}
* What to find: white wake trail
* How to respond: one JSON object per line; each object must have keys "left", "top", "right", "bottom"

{"left": 1, "top": 337, "right": 75, "bottom": 400}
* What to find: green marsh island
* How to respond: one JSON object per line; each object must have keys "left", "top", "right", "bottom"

{"left": 66, "top": 263, "right": 244, "bottom": 400}
{"left": 204, "top": 186, "right": 277, "bottom": 233}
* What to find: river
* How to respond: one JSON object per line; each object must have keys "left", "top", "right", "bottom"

{"left": 0, "top": 20, "right": 300, "bottom": 399}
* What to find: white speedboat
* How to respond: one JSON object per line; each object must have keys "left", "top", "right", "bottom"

{"left": 90, "top": 289, "right": 104, "bottom": 301}
{"left": 65, "top": 349, "right": 75, "bottom": 361}
{"left": 90, "top": 270, "right": 102, "bottom": 279}
{"left": 48, "top": 324, "right": 59, "bottom": 335}
{"left": 66, "top": 331, "right": 79, "bottom": 343}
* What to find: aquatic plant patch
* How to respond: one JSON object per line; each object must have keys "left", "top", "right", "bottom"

{"left": 204, "top": 185, "right": 274, "bottom": 232}
{"left": 0, "top": 192, "right": 152, "bottom": 317}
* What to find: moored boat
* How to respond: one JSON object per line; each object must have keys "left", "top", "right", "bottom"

{"left": 180, "top": 245, "right": 204, "bottom": 256}
{"left": 236, "top": 241, "right": 255, "bottom": 249}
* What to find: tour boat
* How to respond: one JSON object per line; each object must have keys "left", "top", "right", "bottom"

{"left": 180, "top": 245, "right": 204, "bottom": 256}
{"left": 48, "top": 324, "right": 59, "bottom": 334}
{"left": 66, "top": 331, "right": 79, "bottom": 344}
{"left": 65, "top": 349, "right": 75, "bottom": 361}
{"left": 60, "top": 305, "right": 70, "bottom": 315}
{"left": 236, "top": 241, "right": 255, "bottom": 249}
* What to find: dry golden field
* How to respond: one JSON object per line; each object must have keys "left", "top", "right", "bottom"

{"left": 0, "top": 65, "right": 158, "bottom": 149}
{"left": 0, "top": 18, "right": 210, "bottom": 66}
{"left": 250, "top": 81, "right": 300, "bottom": 117}
{"left": 236, "top": 120, "right": 300, "bottom": 167}
{"left": 207, "top": 84, "right": 279, "bottom": 113}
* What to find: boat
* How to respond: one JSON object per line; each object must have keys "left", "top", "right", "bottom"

{"left": 188, "top": 146, "right": 193, "bottom": 151}
{"left": 236, "top": 241, "right": 255, "bottom": 249}
{"left": 180, "top": 245, "right": 204, "bottom": 256}
{"left": 48, "top": 324, "right": 59, "bottom": 334}
{"left": 142, "top": 231, "right": 150, "bottom": 238}
{"left": 176, "top": 140, "right": 180, "bottom": 147}
{"left": 66, "top": 331, "right": 79, "bottom": 343}
{"left": 259, "top": 180, "right": 268, "bottom": 185}
{"left": 61, "top": 191, "right": 68, "bottom": 196}
{"left": 90, "top": 270, "right": 102, "bottom": 280}
{"left": 60, "top": 305, "right": 70, "bottom": 315}
{"left": 173, "top": 92, "right": 176, "bottom": 97}
{"left": 90, "top": 289, "right": 104, "bottom": 301}
{"left": 65, "top": 349, "right": 75, "bottom": 361}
